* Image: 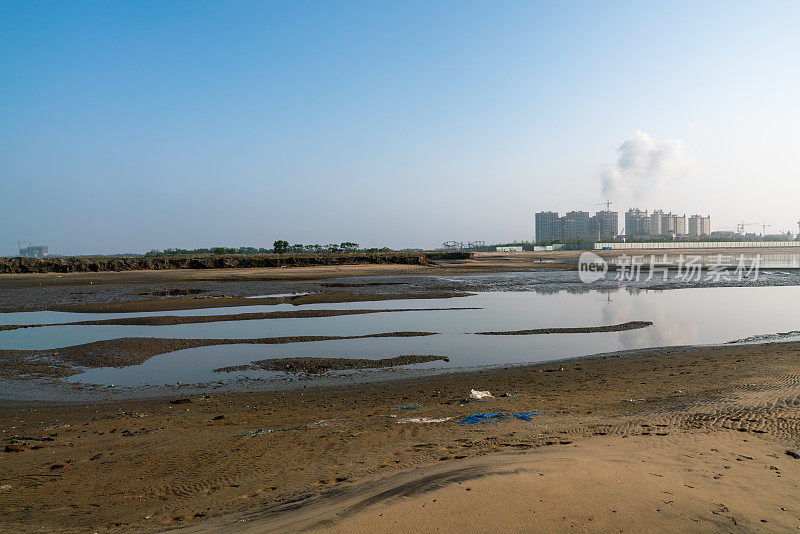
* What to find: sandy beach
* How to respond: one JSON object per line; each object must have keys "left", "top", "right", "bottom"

{"left": 2, "top": 259, "right": 800, "bottom": 532}
{"left": 2, "top": 341, "right": 800, "bottom": 532}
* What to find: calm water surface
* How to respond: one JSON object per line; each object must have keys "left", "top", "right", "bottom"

{"left": 1, "top": 279, "right": 799, "bottom": 387}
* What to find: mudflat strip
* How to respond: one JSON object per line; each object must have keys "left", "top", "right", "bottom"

{"left": 474, "top": 320, "right": 653, "bottom": 335}
{"left": 51, "top": 291, "right": 474, "bottom": 313}
{"left": 213, "top": 355, "right": 450, "bottom": 374}
{"left": 0, "top": 307, "right": 479, "bottom": 332}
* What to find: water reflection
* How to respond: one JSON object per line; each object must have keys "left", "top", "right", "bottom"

{"left": 45, "top": 285, "right": 800, "bottom": 386}
{"left": 3, "top": 270, "right": 800, "bottom": 387}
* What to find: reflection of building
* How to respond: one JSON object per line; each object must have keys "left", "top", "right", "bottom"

{"left": 688, "top": 215, "right": 711, "bottom": 237}
{"left": 18, "top": 245, "right": 48, "bottom": 258}
{"left": 535, "top": 210, "right": 618, "bottom": 242}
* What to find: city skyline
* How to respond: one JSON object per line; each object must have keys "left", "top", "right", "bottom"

{"left": 535, "top": 207, "right": 716, "bottom": 242}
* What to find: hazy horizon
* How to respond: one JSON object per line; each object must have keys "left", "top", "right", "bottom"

{"left": 2, "top": 1, "right": 799, "bottom": 256}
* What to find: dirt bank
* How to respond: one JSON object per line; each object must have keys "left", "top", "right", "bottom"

{"left": 2, "top": 342, "right": 800, "bottom": 532}
{"left": 0, "top": 252, "right": 474, "bottom": 275}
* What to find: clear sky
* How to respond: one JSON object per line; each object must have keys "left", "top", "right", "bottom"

{"left": 1, "top": 1, "right": 798, "bottom": 254}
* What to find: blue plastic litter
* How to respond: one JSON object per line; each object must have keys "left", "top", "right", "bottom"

{"left": 457, "top": 411, "right": 542, "bottom": 426}
{"left": 513, "top": 411, "right": 542, "bottom": 422}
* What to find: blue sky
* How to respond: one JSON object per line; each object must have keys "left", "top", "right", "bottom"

{"left": 1, "top": 1, "right": 799, "bottom": 254}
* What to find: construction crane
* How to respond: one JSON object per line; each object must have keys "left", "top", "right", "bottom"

{"left": 737, "top": 222, "right": 772, "bottom": 236}
{"left": 594, "top": 201, "right": 614, "bottom": 240}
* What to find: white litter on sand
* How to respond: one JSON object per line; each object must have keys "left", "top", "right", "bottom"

{"left": 245, "top": 292, "right": 311, "bottom": 299}
{"left": 470, "top": 389, "right": 494, "bottom": 399}
{"left": 396, "top": 417, "right": 452, "bottom": 424}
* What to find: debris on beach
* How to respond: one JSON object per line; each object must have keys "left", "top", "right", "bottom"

{"left": 628, "top": 398, "right": 646, "bottom": 403}
{"left": 470, "top": 389, "right": 494, "bottom": 400}
{"left": 394, "top": 403, "right": 423, "bottom": 410}
{"left": 111, "top": 411, "right": 146, "bottom": 418}
{"left": 11, "top": 436, "right": 54, "bottom": 442}
{"left": 236, "top": 420, "right": 327, "bottom": 438}
{"left": 457, "top": 411, "right": 541, "bottom": 426}
{"left": 396, "top": 417, "right": 452, "bottom": 424}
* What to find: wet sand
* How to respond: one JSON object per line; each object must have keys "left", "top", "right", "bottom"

{"left": 2, "top": 342, "right": 800, "bottom": 532}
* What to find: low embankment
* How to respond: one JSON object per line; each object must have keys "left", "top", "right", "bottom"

{"left": 0, "top": 252, "right": 473, "bottom": 274}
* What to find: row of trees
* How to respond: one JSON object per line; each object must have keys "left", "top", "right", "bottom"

{"left": 273, "top": 241, "right": 385, "bottom": 254}
{"left": 145, "top": 246, "right": 271, "bottom": 256}
{"left": 143, "top": 242, "right": 393, "bottom": 256}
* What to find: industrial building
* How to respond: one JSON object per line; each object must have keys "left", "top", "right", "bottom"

{"left": 534, "top": 210, "right": 619, "bottom": 242}
{"left": 18, "top": 245, "right": 48, "bottom": 258}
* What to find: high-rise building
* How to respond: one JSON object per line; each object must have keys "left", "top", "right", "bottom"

{"left": 591, "top": 210, "right": 619, "bottom": 239}
{"left": 649, "top": 211, "right": 688, "bottom": 237}
{"left": 534, "top": 211, "right": 560, "bottom": 242}
{"left": 674, "top": 215, "right": 687, "bottom": 235}
{"left": 561, "top": 211, "right": 590, "bottom": 239}
{"left": 625, "top": 209, "right": 693, "bottom": 237}
{"left": 688, "top": 215, "right": 711, "bottom": 237}
{"left": 534, "top": 210, "right": 618, "bottom": 242}
{"left": 650, "top": 210, "right": 664, "bottom": 235}
{"left": 625, "top": 209, "right": 652, "bottom": 237}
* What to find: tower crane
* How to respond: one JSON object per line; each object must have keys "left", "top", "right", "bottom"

{"left": 594, "top": 201, "right": 613, "bottom": 240}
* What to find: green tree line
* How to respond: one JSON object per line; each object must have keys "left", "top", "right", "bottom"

{"left": 144, "top": 242, "right": 394, "bottom": 256}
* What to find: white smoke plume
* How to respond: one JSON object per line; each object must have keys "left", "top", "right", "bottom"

{"left": 601, "top": 131, "right": 687, "bottom": 203}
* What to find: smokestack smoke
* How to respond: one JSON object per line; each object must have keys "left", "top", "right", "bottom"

{"left": 601, "top": 131, "right": 686, "bottom": 203}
